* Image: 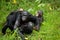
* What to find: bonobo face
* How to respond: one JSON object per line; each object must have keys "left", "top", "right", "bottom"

{"left": 22, "top": 11, "right": 28, "bottom": 21}
{"left": 38, "top": 10, "right": 43, "bottom": 16}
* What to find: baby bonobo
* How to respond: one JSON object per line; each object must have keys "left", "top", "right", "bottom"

{"left": 33, "top": 10, "right": 43, "bottom": 31}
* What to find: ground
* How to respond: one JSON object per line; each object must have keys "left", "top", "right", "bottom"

{"left": 0, "top": 0, "right": 60, "bottom": 40}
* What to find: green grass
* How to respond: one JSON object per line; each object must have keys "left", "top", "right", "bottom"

{"left": 0, "top": 0, "right": 60, "bottom": 40}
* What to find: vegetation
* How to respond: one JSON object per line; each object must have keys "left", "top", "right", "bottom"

{"left": 0, "top": 0, "right": 60, "bottom": 40}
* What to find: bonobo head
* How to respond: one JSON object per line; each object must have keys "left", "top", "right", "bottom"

{"left": 36, "top": 10, "right": 43, "bottom": 17}
{"left": 21, "top": 11, "right": 29, "bottom": 21}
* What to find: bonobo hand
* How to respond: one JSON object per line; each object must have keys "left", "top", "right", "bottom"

{"left": 33, "top": 26, "right": 39, "bottom": 31}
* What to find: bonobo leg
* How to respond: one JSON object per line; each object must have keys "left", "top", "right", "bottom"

{"left": 23, "top": 22, "right": 33, "bottom": 34}
{"left": 2, "top": 21, "right": 14, "bottom": 34}
{"left": 2, "top": 23, "right": 8, "bottom": 34}
{"left": 9, "top": 25, "right": 14, "bottom": 31}
{"left": 27, "top": 22, "right": 33, "bottom": 34}
{"left": 18, "top": 29, "right": 25, "bottom": 40}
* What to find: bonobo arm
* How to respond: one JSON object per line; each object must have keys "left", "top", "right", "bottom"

{"left": 29, "top": 15, "right": 40, "bottom": 31}
{"left": 14, "top": 14, "right": 20, "bottom": 30}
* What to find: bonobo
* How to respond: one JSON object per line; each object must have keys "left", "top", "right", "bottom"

{"left": 2, "top": 9, "right": 40, "bottom": 40}
{"left": 33, "top": 10, "right": 43, "bottom": 31}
